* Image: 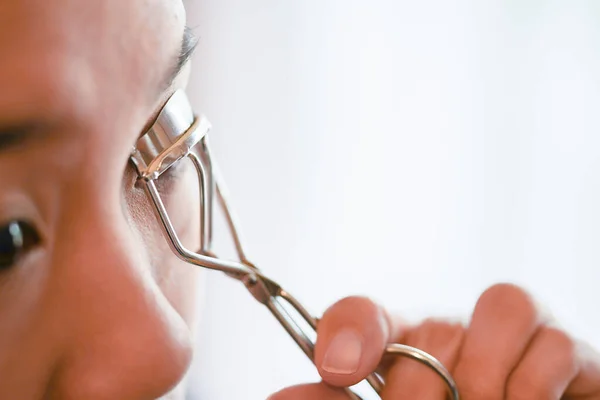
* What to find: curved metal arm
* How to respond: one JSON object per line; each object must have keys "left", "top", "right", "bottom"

{"left": 141, "top": 178, "right": 254, "bottom": 279}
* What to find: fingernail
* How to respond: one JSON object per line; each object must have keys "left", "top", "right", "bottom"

{"left": 322, "top": 329, "right": 363, "bottom": 375}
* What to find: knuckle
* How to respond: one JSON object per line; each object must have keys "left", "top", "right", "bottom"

{"left": 536, "top": 326, "right": 578, "bottom": 371}
{"left": 506, "top": 372, "right": 553, "bottom": 400}
{"left": 458, "top": 376, "right": 504, "bottom": 400}
{"left": 501, "top": 327, "right": 575, "bottom": 400}
{"left": 454, "top": 359, "right": 506, "bottom": 399}
{"left": 543, "top": 327, "right": 576, "bottom": 356}
{"left": 382, "top": 379, "right": 441, "bottom": 399}
{"left": 476, "top": 283, "right": 538, "bottom": 322}
{"left": 404, "top": 319, "right": 465, "bottom": 365}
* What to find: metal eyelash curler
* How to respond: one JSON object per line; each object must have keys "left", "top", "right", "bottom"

{"left": 130, "top": 89, "right": 460, "bottom": 400}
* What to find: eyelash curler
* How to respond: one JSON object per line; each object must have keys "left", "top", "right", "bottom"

{"left": 130, "top": 89, "right": 460, "bottom": 400}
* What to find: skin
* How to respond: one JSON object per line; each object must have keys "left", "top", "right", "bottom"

{"left": 0, "top": 1, "right": 598, "bottom": 399}
{"left": 0, "top": 0, "right": 199, "bottom": 399}
{"left": 274, "top": 286, "right": 600, "bottom": 399}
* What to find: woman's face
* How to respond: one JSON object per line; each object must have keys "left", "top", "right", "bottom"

{"left": 0, "top": 1, "right": 202, "bottom": 398}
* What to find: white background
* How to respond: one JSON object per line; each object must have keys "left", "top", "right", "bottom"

{"left": 184, "top": 1, "right": 600, "bottom": 399}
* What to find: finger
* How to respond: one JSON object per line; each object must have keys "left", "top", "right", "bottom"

{"left": 380, "top": 319, "right": 464, "bottom": 399}
{"left": 565, "top": 341, "right": 600, "bottom": 399}
{"left": 506, "top": 326, "right": 578, "bottom": 399}
{"left": 453, "top": 283, "right": 544, "bottom": 400}
{"left": 267, "top": 383, "right": 348, "bottom": 400}
{"left": 314, "top": 296, "right": 408, "bottom": 388}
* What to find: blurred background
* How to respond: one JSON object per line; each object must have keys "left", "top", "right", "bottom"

{"left": 184, "top": 1, "right": 600, "bottom": 399}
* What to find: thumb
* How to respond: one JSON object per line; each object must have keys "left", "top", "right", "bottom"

{"left": 267, "top": 383, "right": 348, "bottom": 400}
{"left": 314, "top": 296, "right": 407, "bottom": 388}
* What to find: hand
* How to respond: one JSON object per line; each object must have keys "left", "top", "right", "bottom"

{"left": 268, "top": 284, "right": 600, "bottom": 399}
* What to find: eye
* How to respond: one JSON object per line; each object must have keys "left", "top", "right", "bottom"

{"left": 0, "top": 220, "right": 41, "bottom": 270}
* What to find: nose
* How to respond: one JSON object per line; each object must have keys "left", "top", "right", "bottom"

{"left": 45, "top": 186, "right": 193, "bottom": 399}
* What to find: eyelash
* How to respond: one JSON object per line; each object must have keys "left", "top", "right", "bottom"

{"left": 150, "top": 159, "right": 186, "bottom": 195}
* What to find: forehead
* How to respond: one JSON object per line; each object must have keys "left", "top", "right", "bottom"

{"left": 0, "top": 0, "right": 185, "bottom": 125}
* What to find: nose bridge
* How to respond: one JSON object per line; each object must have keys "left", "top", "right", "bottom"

{"left": 53, "top": 176, "right": 145, "bottom": 296}
{"left": 48, "top": 180, "right": 193, "bottom": 399}
{"left": 57, "top": 191, "right": 149, "bottom": 319}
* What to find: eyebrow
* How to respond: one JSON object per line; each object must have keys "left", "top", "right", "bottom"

{"left": 164, "top": 26, "right": 199, "bottom": 90}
